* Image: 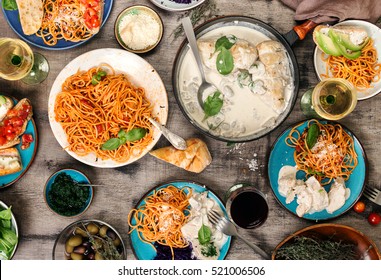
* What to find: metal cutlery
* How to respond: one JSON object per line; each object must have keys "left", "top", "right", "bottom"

{"left": 207, "top": 209, "right": 270, "bottom": 259}
{"left": 363, "top": 185, "right": 381, "bottom": 205}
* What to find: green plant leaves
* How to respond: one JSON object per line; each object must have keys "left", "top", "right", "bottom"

{"left": 101, "top": 128, "right": 147, "bottom": 150}
{"left": 198, "top": 224, "right": 212, "bottom": 245}
{"left": 91, "top": 70, "right": 107, "bottom": 85}
{"left": 2, "top": 0, "right": 17, "bottom": 11}
{"left": 203, "top": 90, "right": 223, "bottom": 121}
{"left": 306, "top": 123, "right": 319, "bottom": 149}
{"left": 215, "top": 35, "right": 236, "bottom": 76}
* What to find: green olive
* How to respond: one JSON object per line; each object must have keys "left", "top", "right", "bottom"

{"left": 86, "top": 223, "right": 99, "bottom": 235}
{"left": 70, "top": 252, "right": 83, "bottom": 260}
{"left": 99, "top": 225, "right": 108, "bottom": 238}
{"left": 67, "top": 235, "right": 83, "bottom": 247}
{"left": 113, "top": 238, "right": 121, "bottom": 247}
{"left": 74, "top": 227, "right": 88, "bottom": 237}
{"left": 65, "top": 242, "right": 74, "bottom": 254}
{"left": 95, "top": 252, "right": 104, "bottom": 260}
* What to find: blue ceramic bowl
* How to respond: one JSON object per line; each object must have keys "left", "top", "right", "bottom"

{"left": 44, "top": 169, "right": 93, "bottom": 218}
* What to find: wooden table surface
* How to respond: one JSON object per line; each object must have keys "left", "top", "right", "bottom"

{"left": 1, "top": 0, "right": 380, "bottom": 260}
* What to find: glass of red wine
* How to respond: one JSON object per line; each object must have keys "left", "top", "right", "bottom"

{"left": 225, "top": 183, "right": 269, "bottom": 229}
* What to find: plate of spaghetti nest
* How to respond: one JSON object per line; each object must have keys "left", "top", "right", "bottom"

{"left": 48, "top": 48, "right": 168, "bottom": 168}
{"left": 268, "top": 119, "right": 368, "bottom": 221}
{"left": 313, "top": 20, "right": 381, "bottom": 100}
{"left": 128, "top": 181, "right": 231, "bottom": 260}
{"left": 2, "top": 0, "right": 113, "bottom": 50}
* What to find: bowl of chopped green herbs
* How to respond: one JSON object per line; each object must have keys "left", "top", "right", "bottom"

{"left": 44, "top": 169, "right": 93, "bottom": 218}
{"left": 0, "top": 200, "right": 19, "bottom": 260}
{"left": 272, "top": 223, "right": 381, "bottom": 260}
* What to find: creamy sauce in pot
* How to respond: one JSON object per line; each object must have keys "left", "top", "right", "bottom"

{"left": 178, "top": 26, "right": 294, "bottom": 138}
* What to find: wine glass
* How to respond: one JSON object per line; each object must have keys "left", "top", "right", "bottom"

{"left": 300, "top": 78, "right": 357, "bottom": 120}
{"left": 0, "top": 37, "right": 49, "bottom": 85}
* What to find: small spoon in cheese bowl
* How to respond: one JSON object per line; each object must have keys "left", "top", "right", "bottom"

{"left": 181, "top": 17, "right": 219, "bottom": 109}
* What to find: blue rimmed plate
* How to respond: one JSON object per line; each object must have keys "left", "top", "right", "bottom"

{"left": 150, "top": 0, "right": 206, "bottom": 12}
{"left": 268, "top": 120, "right": 368, "bottom": 221}
{"left": 0, "top": 97, "right": 37, "bottom": 189}
{"left": 1, "top": 0, "right": 114, "bottom": 50}
{"left": 129, "top": 180, "right": 231, "bottom": 260}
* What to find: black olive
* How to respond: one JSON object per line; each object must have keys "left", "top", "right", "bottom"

{"left": 87, "top": 253, "right": 95, "bottom": 260}
{"left": 106, "top": 229, "right": 117, "bottom": 240}
{"left": 73, "top": 245, "right": 86, "bottom": 255}
{"left": 117, "top": 245, "right": 124, "bottom": 254}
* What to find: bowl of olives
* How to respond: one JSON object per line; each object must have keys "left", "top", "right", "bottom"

{"left": 52, "top": 219, "right": 126, "bottom": 260}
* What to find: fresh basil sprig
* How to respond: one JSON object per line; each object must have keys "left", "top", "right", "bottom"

{"left": 306, "top": 123, "right": 319, "bottom": 149}
{"left": 101, "top": 128, "right": 147, "bottom": 150}
{"left": 203, "top": 90, "right": 223, "bottom": 121}
{"left": 91, "top": 70, "right": 107, "bottom": 85}
{"left": 2, "top": 0, "right": 17, "bottom": 10}
{"left": 214, "top": 35, "right": 236, "bottom": 76}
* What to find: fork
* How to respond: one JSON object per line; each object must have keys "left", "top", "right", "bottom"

{"left": 363, "top": 185, "right": 381, "bottom": 205}
{"left": 207, "top": 209, "right": 270, "bottom": 259}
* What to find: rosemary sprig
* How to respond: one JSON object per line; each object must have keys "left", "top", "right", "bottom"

{"left": 171, "top": 0, "right": 219, "bottom": 40}
{"left": 274, "top": 236, "right": 357, "bottom": 260}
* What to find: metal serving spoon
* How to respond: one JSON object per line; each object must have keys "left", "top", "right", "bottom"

{"left": 181, "top": 17, "right": 218, "bottom": 109}
{"left": 148, "top": 117, "right": 187, "bottom": 150}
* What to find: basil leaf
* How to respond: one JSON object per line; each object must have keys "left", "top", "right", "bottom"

{"left": 203, "top": 91, "right": 224, "bottom": 120}
{"left": 125, "top": 128, "right": 147, "bottom": 142}
{"left": 101, "top": 138, "right": 122, "bottom": 150}
{"left": 2, "top": 0, "right": 17, "bottom": 10}
{"left": 306, "top": 123, "right": 319, "bottom": 149}
{"left": 216, "top": 47, "right": 234, "bottom": 75}
{"left": 0, "top": 227, "right": 17, "bottom": 246}
{"left": 215, "top": 35, "right": 237, "bottom": 52}
{"left": 118, "top": 129, "right": 127, "bottom": 138}
{"left": 198, "top": 224, "right": 212, "bottom": 245}
{"left": 97, "top": 71, "right": 107, "bottom": 77}
{"left": 307, "top": 168, "right": 325, "bottom": 176}
{"left": 91, "top": 75, "right": 100, "bottom": 85}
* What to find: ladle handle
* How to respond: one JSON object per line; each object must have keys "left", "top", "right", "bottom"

{"left": 181, "top": 17, "right": 207, "bottom": 82}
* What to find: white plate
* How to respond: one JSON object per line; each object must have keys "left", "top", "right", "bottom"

{"left": 314, "top": 20, "right": 381, "bottom": 100}
{"left": 150, "top": 0, "right": 206, "bottom": 12}
{"left": 48, "top": 49, "right": 168, "bottom": 168}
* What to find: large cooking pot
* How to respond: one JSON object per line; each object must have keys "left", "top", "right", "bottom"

{"left": 172, "top": 16, "right": 316, "bottom": 142}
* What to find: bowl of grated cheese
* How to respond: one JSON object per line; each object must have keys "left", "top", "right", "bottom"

{"left": 114, "top": 5, "right": 164, "bottom": 54}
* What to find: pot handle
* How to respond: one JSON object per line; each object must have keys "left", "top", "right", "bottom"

{"left": 284, "top": 20, "right": 318, "bottom": 46}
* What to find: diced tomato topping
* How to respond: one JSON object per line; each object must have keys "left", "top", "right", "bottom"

{"left": 0, "top": 136, "right": 6, "bottom": 146}
{"left": 89, "top": 16, "right": 100, "bottom": 28}
{"left": 296, "top": 145, "right": 302, "bottom": 153}
{"left": 21, "top": 134, "right": 34, "bottom": 150}
{"left": 95, "top": 124, "right": 104, "bottom": 134}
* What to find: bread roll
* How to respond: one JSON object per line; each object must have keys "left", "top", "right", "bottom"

{"left": 150, "top": 138, "right": 212, "bottom": 173}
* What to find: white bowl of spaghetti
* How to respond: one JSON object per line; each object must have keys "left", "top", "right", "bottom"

{"left": 48, "top": 48, "right": 168, "bottom": 168}
{"left": 314, "top": 20, "right": 381, "bottom": 100}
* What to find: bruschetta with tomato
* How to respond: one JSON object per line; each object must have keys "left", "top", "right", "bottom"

{"left": 0, "top": 98, "right": 33, "bottom": 150}
{"left": 81, "top": 0, "right": 104, "bottom": 34}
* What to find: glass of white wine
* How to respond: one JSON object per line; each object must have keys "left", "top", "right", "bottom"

{"left": 300, "top": 78, "right": 357, "bottom": 120}
{"left": 0, "top": 37, "right": 49, "bottom": 85}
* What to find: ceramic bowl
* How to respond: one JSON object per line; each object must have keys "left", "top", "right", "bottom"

{"left": 0, "top": 200, "right": 19, "bottom": 259}
{"left": 44, "top": 169, "right": 93, "bottom": 218}
{"left": 272, "top": 223, "right": 381, "bottom": 260}
{"left": 52, "top": 219, "right": 126, "bottom": 260}
{"left": 114, "top": 5, "right": 164, "bottom": 53}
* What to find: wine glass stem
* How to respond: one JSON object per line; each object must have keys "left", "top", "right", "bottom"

{"left": 21, "top": 52, "right": 49, "bottom": 85}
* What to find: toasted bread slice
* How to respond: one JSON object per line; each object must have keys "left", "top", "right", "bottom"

{"left": 15, "top": 0, "right": 43, "bottom": 35}
{"left": 0, "top": 98, "right": 33, "bottom": 150}
{"left": 0, "top": 147, "right": 22, "bottom": 176}
{"left": 150, "top": 138, "right": 212, "bottom": 173}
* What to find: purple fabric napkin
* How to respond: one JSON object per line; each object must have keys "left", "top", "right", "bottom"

{"left": 281, "top": 0, "right": 381, "bottom": 23}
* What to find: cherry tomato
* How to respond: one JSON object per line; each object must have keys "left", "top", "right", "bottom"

{"left": 353, "top": 201, "right": 366, "bottom": 213}
{"left": 368, "top": 212, "right": 381, "bottom": 226}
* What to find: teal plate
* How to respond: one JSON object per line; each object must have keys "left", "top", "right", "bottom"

{"left": 0, "top": 98, "right": 37, "bottom": 189}
{"left": 44, "top": 169, "right": 93, "bottom": 217}
{"left": 268, "top": 120, "right": 368, "bottom": 221}
{"left": 129, "top": 180, "right": 231, "bottom": 260}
